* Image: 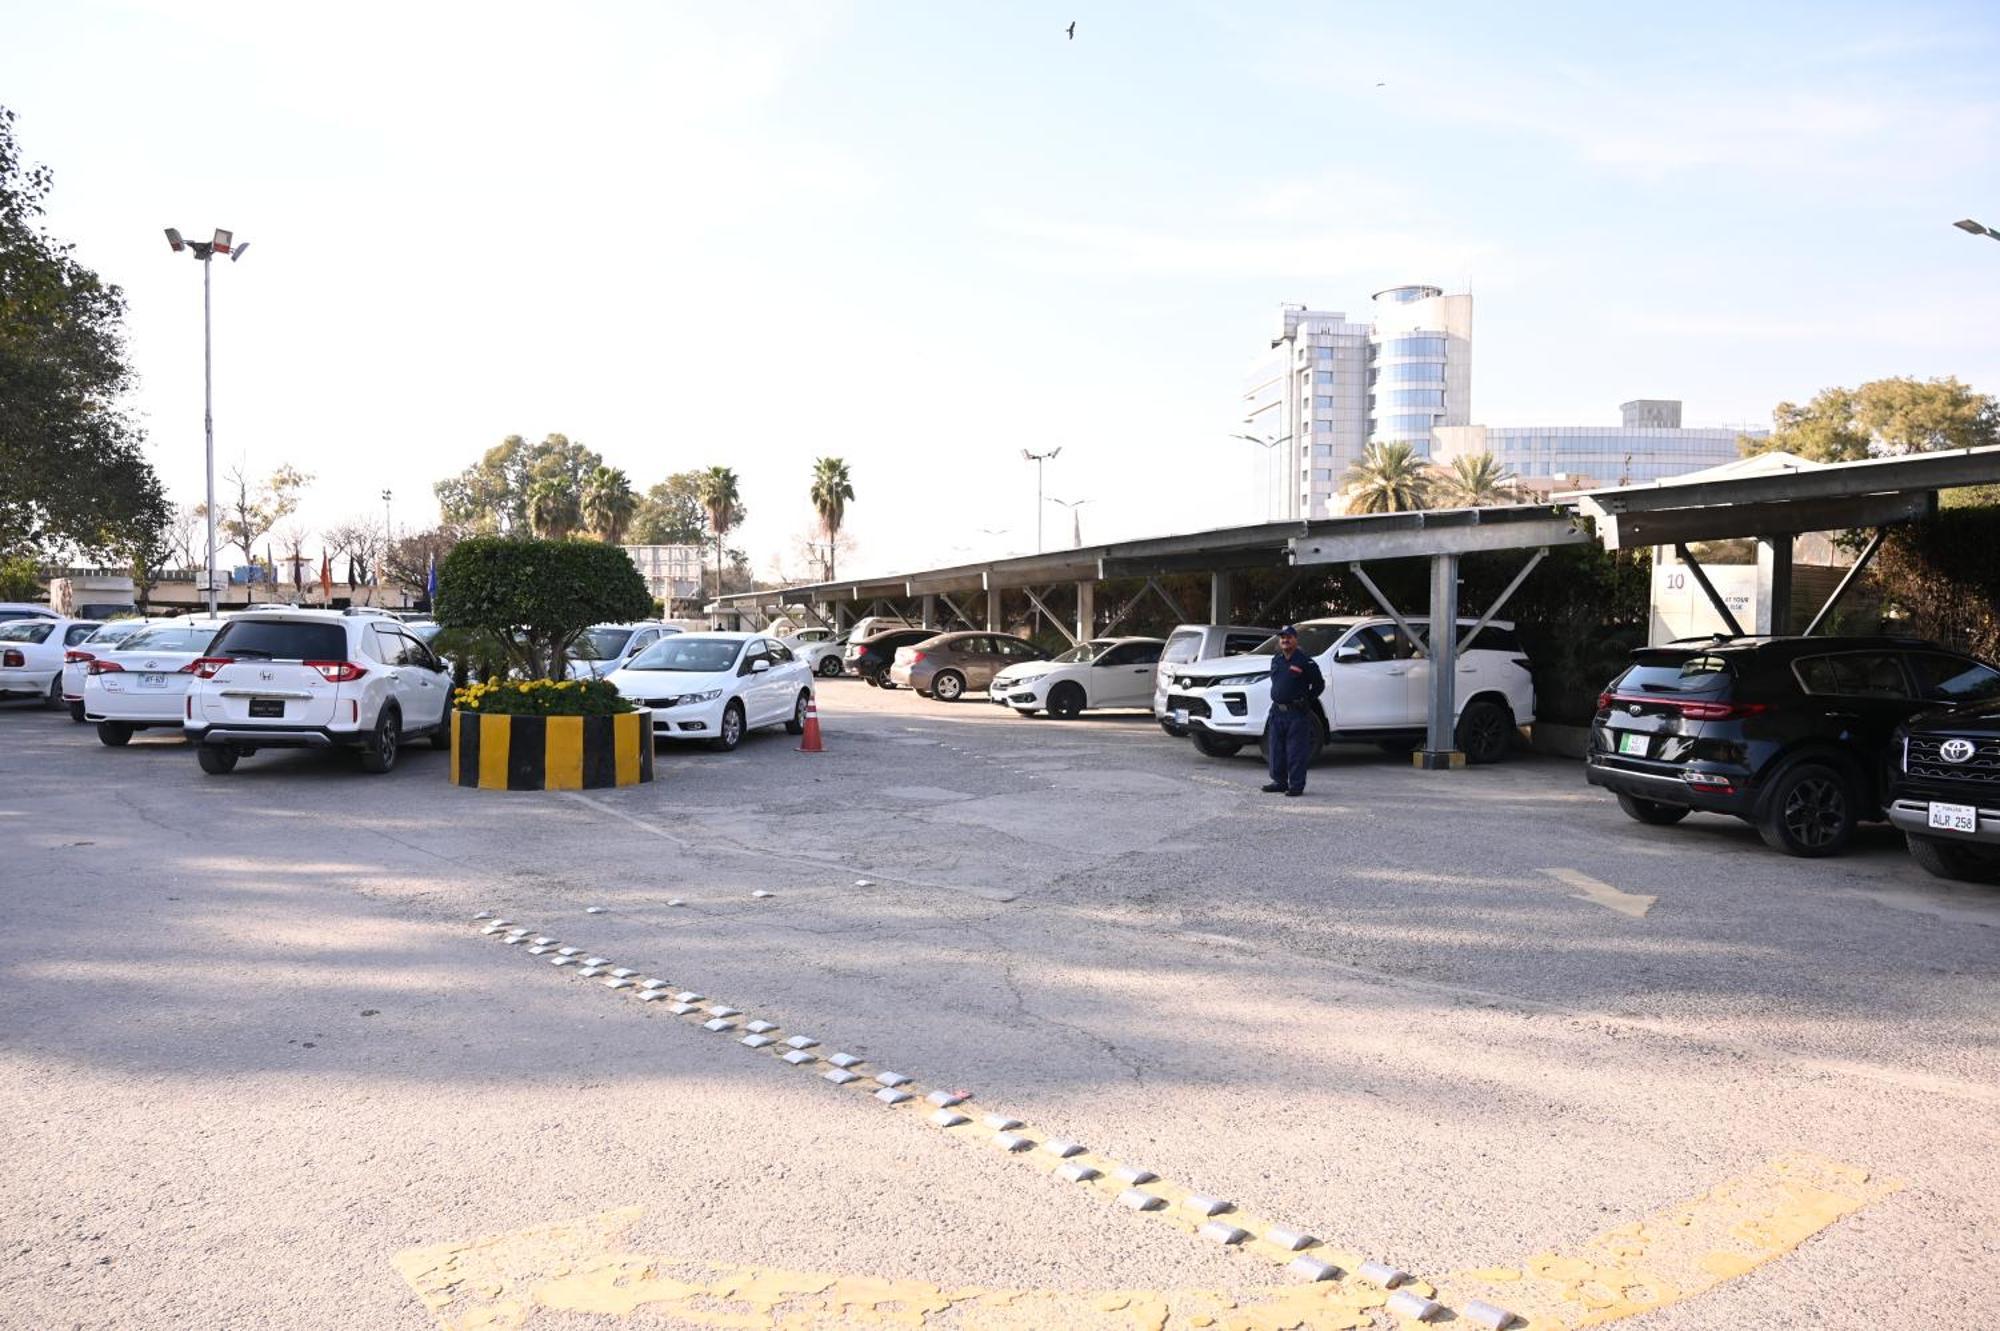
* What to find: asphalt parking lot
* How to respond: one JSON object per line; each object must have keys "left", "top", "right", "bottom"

{"left": 4, "top": 681, "right": 1997, "bottom": 1330}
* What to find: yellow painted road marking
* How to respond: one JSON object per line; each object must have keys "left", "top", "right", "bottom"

{"left": 392, "top": 1154, "right": 1897, "bottom": 1330}
{"left": 1540, "top": 867, "right": 1657, "bottom": 919}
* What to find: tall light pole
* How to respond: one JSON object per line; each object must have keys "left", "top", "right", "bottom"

{"left": 1954, "top": 218, "right": 2000, "bottom": 243}
{"left": 165, "top": 226, "right": 248, "bottom": 616}
{"left": 1047, "top": 497, "right": 1090, "bottom": 548}
{"left": 1232, "top": 431, "right": 1291, "bottom": 522}
{"left": 1021, "top": 446, "right": 1062, "bottom": 553}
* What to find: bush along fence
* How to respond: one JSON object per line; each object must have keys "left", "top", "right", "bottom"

{"left": 449, "top": 679, "right": 652, "bottom": 790}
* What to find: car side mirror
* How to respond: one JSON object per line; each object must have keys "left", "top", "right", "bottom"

{"left": 1334, "top": 646, "right": 1364, "bottom": 663}
{"left": 751, "top": 659, "right": 771, "bottom": 673}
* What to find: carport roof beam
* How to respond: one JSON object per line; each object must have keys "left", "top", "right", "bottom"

{"left": 1671, "top": 543, "right": 1746, "bottom": 638}
{"left": 1290, "top": 506, "right": 1588, "bottom": 565}
{"left": 1347, "top": 562, "right": 1431, "bottom": 659}
{"left": 1587, "top": 490, "right": 1935, "bottom": 550}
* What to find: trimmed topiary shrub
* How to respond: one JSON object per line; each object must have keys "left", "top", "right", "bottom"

{"left": 434, "top": 537, "right": 652, "bottom": 680}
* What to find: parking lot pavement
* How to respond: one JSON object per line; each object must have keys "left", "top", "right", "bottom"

{"left": 3, "top": 683, "right": 1997, "bottom": 1330}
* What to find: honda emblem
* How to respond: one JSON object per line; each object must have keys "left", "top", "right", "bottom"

{"left": 259, "top": 670, "right": 275, "bottom": 682}
{"left": 1941, "top": 738, "right": 1976, "bottom": 763}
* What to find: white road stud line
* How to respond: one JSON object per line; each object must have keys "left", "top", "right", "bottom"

{"left": 1539, "top": 866, "right": 1658, "bottom": 918}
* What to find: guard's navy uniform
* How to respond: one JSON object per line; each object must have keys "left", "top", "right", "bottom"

{"left": 1266, "top": 645, "right": 1326, "bottom": 794}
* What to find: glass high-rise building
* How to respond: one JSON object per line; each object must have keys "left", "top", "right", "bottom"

{"left": 1431, "top": 400, "right": 1753, "bottom": 492}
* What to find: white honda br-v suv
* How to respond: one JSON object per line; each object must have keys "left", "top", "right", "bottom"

{"left": 184, "top": 609, "right": 452, "bottom": 775}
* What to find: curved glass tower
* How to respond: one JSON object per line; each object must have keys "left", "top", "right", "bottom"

{"left": 1367, "top": 285, "right": 1473, "bottom": 457}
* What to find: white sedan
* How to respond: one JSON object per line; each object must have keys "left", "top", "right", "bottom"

{"left": 61, "top": 619, "right": 162, "bottom": 721}
{"left": 82, "top": 619, "right": 230, "bottom": 745}
{"left": 0, "top": 617, "right": 103, "bottom": 708}
{"left": 989, "top": 637, "right": 1166, "bottom": 719}
{"left": 781, "top": 629, "right": 849, "bottom": 679}
{"left": 604, "top": 632, "right": 815, "bottom": 752}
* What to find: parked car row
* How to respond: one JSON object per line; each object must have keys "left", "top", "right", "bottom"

{"left": 1584, "top": 633, "right": 2000, "bottom": 879}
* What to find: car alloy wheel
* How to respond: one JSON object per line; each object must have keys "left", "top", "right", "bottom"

{"left": 361, "top": 709, "right": 400, "bottom": 774}
{"left": 933, "top": 671, "right": 965, "bottom": 702}
{"left": 714, "top": 703, "right": 745, "bottom": 751}
{"left": 1781, "top": 775, "right": 1845, "bottom": 849}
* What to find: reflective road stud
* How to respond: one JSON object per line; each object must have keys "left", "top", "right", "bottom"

{"left": 782, "top": 1051, "right": 816, "bottom": 1066}
{"left": 830, "top": 1054, "right": 863, "bottom": 1069}
{"left": 785, "top": 1036, "right": 819, "bottom": 1050}
{"left": 983, "top": 1115, "right": 1022, "bottom": 1131}
{"left": 642, "top": 978, "right": 670, "bottom": 989}
{"left": 741, "top": 1034, "right": 775, "bottom": 1049}
{"left": 1199, "top": 1221, "right": 1249, "bottom": 1246}
{"left": 551, "top": 957, "right": 576, "bottom": 967}
{"left": 609, "top": 967, "right": 637, "bottom": 979}
{"left": 1112, "top": 1166, "right": 1157, "bottom": 1185}
{"left": 638, "top": 990, "right": 668, "bottom": 1002}
{"left": 1358, "top": 1261, "right": 1408, "bottom": 1289}
{"left": 1056, "top": 1163, "right": 1100, "bottom": 1183}
{"left": 926, "top": 1089, "right": 969, "bottom": 1107}
{"left": 702, "top": 1018, "right": 734, "bottom": 1032}
{"left": 746, "top": 1020, "right": 778, "bottom": 1034}
{"left": 1386, "top": 1290, "right": 1440, "bottom": 1322}
{"left": 1183, "top": 1195, "right": 1231, "bottom": 1218}
{"left": 583, "top": 957, "right": 609, "bottom": 967}
{"left": 604, "top": 977, "right": 634, "bottom": 989}
{"left": 667, "top": 899, "right": 686, "bottom": 907}
{"left": 527, "top": 946, "right": 553, "bottom": 955}
{"left": 557, "top": 948, "right": 581, "bottom": 956}
{"left": 875, "top": 1072, "right": 912, "bottom": 1088}
{"left": 1118, "top": 1190, "right": 1166, "bottom": 1212}
{"left": 707, "top": 1005, "right": 741, "bottom": 1018}
{"left": 1461, "top": 1299, "right": 1517, "bottom": 1330}
{"left": 752, "top": 890, "right": 775, "bottom": 898}
{"left": 674, "top": 992, "right": 703, "bottom": 1003}
{"left": 578, "top": 967, "right": 605, "bottom": 978}
{"left": 824, "top": 1069, "right": 860, "bottom": 1085}
{"left": 1288, "top": 1256, "right": 1340, "bottom": 1282}
{"left": 930, "top": 1109, "right": 969, "bottom": 1128}
{"left": 667, "top": 1003, "right": 697, "bottom": 1015}
{"left": 585, "top": 906, "right": 607, "bottom": 914}
{"left": 994, "top": 1133, "right": 1033, "bottom": 1152}
{"left": 1264, "top": 1226, "right": 1314, "bottom": 1251}
{"left": 875, "top": 1088, "right": 913, "bottom": 1105}
{"left": 1043, "top": 1139, "right": 1084, "bottom": 1158}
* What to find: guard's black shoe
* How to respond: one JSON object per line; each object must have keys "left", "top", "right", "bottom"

{"left": 1260, "top": 782, "right": 1285, "bottom": 793}
{"left": 1284, "top": 789, "right": 1304, "bottom": 797}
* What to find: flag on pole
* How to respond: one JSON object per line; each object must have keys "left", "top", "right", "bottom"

{"left": 319, "top": 551, "right": 333, "bottom": 603}
{"left": 426, "top": 552, "right": 437, "bottom": 605}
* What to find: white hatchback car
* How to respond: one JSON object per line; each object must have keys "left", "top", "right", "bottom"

{"left": 781, "top": 629, "right": 849, "bottom": 679}
{"left": 604, "top": 632, "right": 814, "bottom": 751}
{"left": 1160, "top": 616, "right": 1536, "bottom": 766}
{"left": 62, "top": 619, "right": 162, "bottom": 721}
{"left": 990, "top": 637, "right": 1166, "bottom": 718}
{"left": 0, "top": 617, "right": 103, "bottom": 708}
{"left": 83, "top": 618, "right": 229, "bottom": 745}
{"left": 185, "top": 609, "right": 452, "bottom": 774}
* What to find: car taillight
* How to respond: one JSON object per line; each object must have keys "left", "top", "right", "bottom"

{"left": 307, "top": 660, "right": 367, "bottom": 683}
{"left": 911, "top": 651, "right": 928, "bottom": 664}
{"left": 190, "top": 657, "right": 234, "bottom": 679}
{"left": 1675, "top": 700, "right": 1768, "bottom": 721}
{"left": 66, "top": 649, "right": 94, "bottom": 664}
{"left": 86, "top": 659, "right": 126, "bottom": 675}
{"left": 1596, "top": 691, "right": 1613, "bottom": 712}
{"left": 1, "top": 650, "right": 21, "bottom": 667}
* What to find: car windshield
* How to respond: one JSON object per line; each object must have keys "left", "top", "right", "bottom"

{"left": 0, "top": 621, "right": 55, "bottom": 644}
{"left": 85, "top": 622, "right": 147, "bottom": 645}
{"left": 1052, "top": 640, "right": 1115, "bottom": 665}
{"left": 627, "top": 636, "right": 743, "bottom": 672}
{"left": 1251, "top": 625, "right": 1343, "bottom": 657}
{"left": 206, "top": 619, "right": 348, "bottom": 661}
{"left": 572, "top": 627, "right": 636, "bottom": 660}
{"left": 120, "top": 625, "right": 219, "bottom": 653}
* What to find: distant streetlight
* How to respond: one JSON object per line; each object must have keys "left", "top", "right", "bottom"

{"left": 1021, "top": 446, "right": 1063, "bottom": 552}
{"left": 1954, "top": 218, "right": 2000, "bottom": 242}
{"left": 1232, "top": 430, "right": 1292, "bottom": 522}
{"left": 1046, "top": 496, "right": 1091, "bottom": 548}
{"left": 165, "top": 225, "right": 249, "bottom": 615}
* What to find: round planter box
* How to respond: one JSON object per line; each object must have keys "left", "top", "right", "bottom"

{"left": 450, "top": 709, "right": 653, "bottom": 790}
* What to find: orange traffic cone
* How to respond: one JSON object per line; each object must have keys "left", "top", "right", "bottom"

{"left": 798, "top": 696, "right": 825, "bottom": 753}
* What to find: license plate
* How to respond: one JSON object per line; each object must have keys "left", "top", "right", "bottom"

{"left": 139, "top": 672, "right": 169, "bottom": 689}
{"left": 1172, "top": 708, "right": 1189, "bottom": 726}
{"left": 248, "top": 698, "right": 285, "bottom": 718}
{"left": 1617, "top": 731, "right": 1649, "bottom": 756}
{"left": 1927, "top": 801, "right": 1978, "bottom": 834}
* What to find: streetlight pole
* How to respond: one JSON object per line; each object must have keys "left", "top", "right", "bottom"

{"left": 1047, "top": 497, "right": 1091, "bottom": 548}
{"left": 1953, "top": 218, "right": 2000, "bottom": 243}
{"left": 165, "top": 227, "right": 247, "bottom": 616}
{"left": 1232, "top": 431, "right": 1291, "bottom": 522}
{"left": 1021, "top": 447, "right": 1062, "bottom": 553}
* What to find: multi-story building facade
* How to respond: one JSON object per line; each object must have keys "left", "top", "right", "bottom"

{"left": 1242, "top": 286, "right": 1473, "bottom": 519}
{"left": 1431, "top": 400, "right": 1750, "bottom": 492}
{"left": 620, "top": 544, "right": 706, "bottom": 609}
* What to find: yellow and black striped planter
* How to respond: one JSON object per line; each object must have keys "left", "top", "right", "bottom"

{"left": 450, "top": 709, "right": 653, "bottom": 790}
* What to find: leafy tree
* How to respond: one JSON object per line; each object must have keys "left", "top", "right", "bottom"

{"left": 0, "top": 555, "right": 41, "bottom": 601}
{"left": 434, "top": 537, "right": 652, "bottom": 679}
{"left": 630, "top": 471, "right": 713, "bottom": 544}
{"left": 383, "top": 526, "right": 462, "bottom": 598}
{"left": 0, "top": 105, "right": 170, "bottom": 562}
{"left": 695, "top": 466, "right": 744, "bottom": 600}
{"left": 1343, "top": 442, "right": 1433, "bottom": 514}
{"left": 1740, "top": 377, "right": 1998, "bottom": 462}
{"left": 435, "top": 433, "right": 603, "bottom": 534}
{"left": 581, "top": 465, "right": 637, "bottom": 543}
{"left": 1432, "top": 452, "right": 1517, "bottom": 508}
{"left": 810, "top": 456, "right": 855, "bottom": 580}
{"left": 202, "top": 461, "right": 311, "bottom": 567}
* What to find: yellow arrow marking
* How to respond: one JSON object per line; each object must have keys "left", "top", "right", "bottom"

{"left": 392, "top": 1153, "right": 1897, "bottom": 1331}
{"left": 1540, "top": 867, "right": 1658, "bottom": 919}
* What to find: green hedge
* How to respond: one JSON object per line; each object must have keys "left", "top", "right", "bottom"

{"left": 434, "top": 537, "right": 652, "bottom": 679}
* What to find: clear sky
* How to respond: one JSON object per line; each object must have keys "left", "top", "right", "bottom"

{"left": 6, "top": 0, "right": 1998, "bottom": 578}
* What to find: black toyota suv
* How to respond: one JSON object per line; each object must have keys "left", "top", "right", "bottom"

{"left": 1585, "top": 636, "right": 2000, "bottom": 858}
{"left": 1886, "top": 690, "right": 2000, "bottom": 881}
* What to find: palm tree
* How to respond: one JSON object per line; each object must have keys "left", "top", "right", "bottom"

{"left": 1342, "top": 442, "right": 1434, "bottom": 515}
{"left": 1434, "top": 452, "right": 1518, "bottom": 508}
{"left": 581, "top": 465, "right": 637, "bottom": 544}
{"left": 694, "top": 466, "right": 742, "bottom": 600}
{"left": 809, "top": 457, "right": 854, "bottom": 580}
{"left": 525, "top": 475, "right": 580, "bottom": 538}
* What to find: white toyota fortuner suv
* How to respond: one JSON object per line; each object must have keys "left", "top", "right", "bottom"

{"left": 1159, "top": 615, "right": 1535, "bottom": 766}
{"left": 184, "top": 609, "right": 452, "bottom": 774}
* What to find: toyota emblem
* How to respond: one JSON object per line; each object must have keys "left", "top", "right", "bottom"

{"left": 1941, "top": 738, "right": 1977, "bottom": 763}
{"left": 144, "top": 660, "right": 158, "bottom": 669}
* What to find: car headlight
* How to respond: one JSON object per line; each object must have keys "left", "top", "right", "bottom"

{"left": 686, "top": 689, "right": 724, "bottom": 704}
{"left": 1212, "top": 672, "right": 1263, "bottom": 686}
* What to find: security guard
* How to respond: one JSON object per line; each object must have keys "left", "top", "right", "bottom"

{"left": 1263, "top": 625, "right": 1325, "bottom": 797}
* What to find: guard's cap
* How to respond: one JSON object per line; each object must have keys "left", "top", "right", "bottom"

{"left": 1278, "top": 624, "right": 1299, "bottom": 637}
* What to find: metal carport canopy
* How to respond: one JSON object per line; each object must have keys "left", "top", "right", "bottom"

{"left": 1286, "top": 504, "right": 1591, "bottom": 769}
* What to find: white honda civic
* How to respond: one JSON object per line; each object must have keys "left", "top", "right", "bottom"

{"left": 82, "top": 619, "right": 230, "bottom": 746}
{"left": 603, "top": 632, "right": 814, "bottom": 752}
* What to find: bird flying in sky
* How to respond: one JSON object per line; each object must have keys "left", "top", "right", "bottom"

{"left": 1066, "top": 22, "right": 1076, "bottom": 39}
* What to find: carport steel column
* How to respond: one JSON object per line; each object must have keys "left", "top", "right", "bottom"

{"left": 1418, "top": 553, "right": 1462, "bottom": 769}
{"left": 1074, "top": 581, "right": 1094, "bottom": 643}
